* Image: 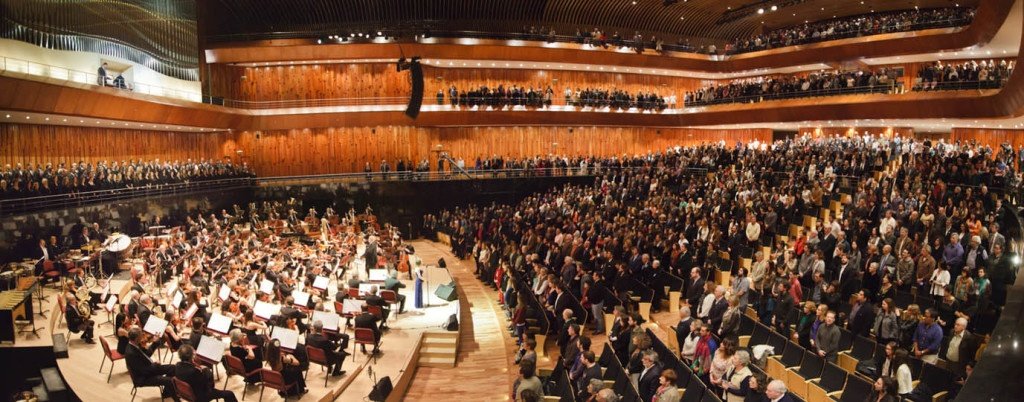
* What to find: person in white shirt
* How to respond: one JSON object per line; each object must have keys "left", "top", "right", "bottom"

{"left": 894, "top": 348, "right": 914, "bottom": 396}
{"left": 745, "top": 214, "right": 761, "bottom": 244}
{"left": 879, "top": 210, "right": 897, "bottom": 238}
{"left": 697, "top": 283, "right": 716, "bottom": 320}
{"left": 930, "top": 264, "right": 951, "bottom": 297}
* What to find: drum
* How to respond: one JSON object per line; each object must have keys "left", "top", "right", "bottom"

{"left": 105, "top": 234, "right": 131, "bottom": 253}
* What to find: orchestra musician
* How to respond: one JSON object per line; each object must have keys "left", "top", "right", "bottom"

{"left": 124, "top": 327, "right": 177, "bottom": 399}
{"left": 229, "top": 329, "right": 261, "bottom": 384}
{"left": 174, "top": 344, "right": 239, "bottom": 402}
{"left": 305, "top": 320, "right": 349, "bottom": 377}
{"left": 64, "top": 294, "right": 95, "bottom": 343}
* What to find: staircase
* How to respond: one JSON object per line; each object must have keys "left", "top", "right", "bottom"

{"left": 417, "top": 330, "right": 458, "bottom": 368}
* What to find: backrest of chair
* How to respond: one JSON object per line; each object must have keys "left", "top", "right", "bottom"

{"left": 738, "top": 314, "right": 756, "bottom": 336}
{"left": 43, "top": 260, "right": 55, "bottom": 272}
{"left": 260, "top": 368, "right": 284, "bottom": 387}
{"left": 680, "top": 379, "right": 704, "bottom": 402}
{"left": 381, "top": 290, "right": 397, "bottom": 303}
{"left": 850, "top": 335, "right": 875, "bottom": 359}
{"left": 749, "top": 323, "right": 770, "bottom": 346}
{"left": 367, "top": 305, "right": 383, "bottom": 319}
{"left": 819, "top": 362, "right": 848, "bottom": 392}
{"left": 224, "top": 354, "right": 245, "bottom": 375}
{"left": 908, "top": 358, "right": 924, "bottom": 380}
{"left": 306, "top": 345, "right": 327, "bottom": 363}
{"left": 837, "top": 328, "right": 853, "bottom": 351}
{"left": 333, "top": 301, "right": 344, "bottom": 314}
{"left": 701, "top": 390, "right": 723, "bottom": 402}
{"left": 920, "top": 362, "right": 953, "bottom": 391}
{"left": 173, "top": 378, "right": 197, "bottom": 402}
{"left": 766, "top": 332, "right": 787, "bottom": 354}
{"left": 837, "top": 375, "right": 871, "bottom": 402}
{"left": 57, "top": 294, "right": 66, "bottom": 314}
{"left": 99, "top": 336, "right": 113, "bottom": 357}
{"left": 348, "top": 288, "right": 360, "bottom": 298}
{"left": 797, "top": 351, "right": 824, "bottom": 378}
{"left": 355, "top": 328, "right": 375, "bottom": 343}
{"left": 780, "top": 341, "right": 803, "bottom": 366}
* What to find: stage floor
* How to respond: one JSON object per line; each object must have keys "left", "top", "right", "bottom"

{"left": 3, "top": 243, "right": 457, "bottom": 402}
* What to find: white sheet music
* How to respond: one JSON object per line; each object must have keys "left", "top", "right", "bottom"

{"left": 184, "top": 303, "right": 199, "bottom": 321}
{"left": 218, "top": 284, "right": 231, "bottom": 301}
{"left": 313, "top": 276, "right": 329, "bottom": 290}
{"left": 253, "top": 300, "right": 281, "bottom": 320}
{"left": 171, "top": 291, "right": 183, "bottom": 308}
{"left": 197, "top": 335, "right": 226, "bottom": 363}
{"left": 369, "top": 269, "right": 388, "bottom": 281}
{"left": 342, "top": 299, "right": 366, "bottom": 315}
{"left": 165, "top": 281, "right": 178, "bottom": 298}
{"left": 358, "top": 283, "right": 376, "bottom": 295}
{"left": 104, "top": 295, "right": 119, "bottom": 312}
{"left": 311, "top": 310, "right": 340, "bottom": 332}
{"left": 291, "top": 290, "right": 310, "bottom": 306}
{"left": 259, "top": 279, "right": 275, "bottom": 295}
{"left": 208, "top": 313, "right": 232, "bottom": 334}
{"left": 270, "top": 326, "right": 299, "bottom": 350}
{"left": 143, "top": 316, "right": 169, "bottom": 336}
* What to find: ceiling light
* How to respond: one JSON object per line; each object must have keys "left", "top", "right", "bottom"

{"left": 5, "top": 114, "right": 9, "bottom": 118}
{"left": 770, "top": 5, "right": 777, "bottom": 11}
{"left": 757, "top": 8, "right": 764, "bottom": 14}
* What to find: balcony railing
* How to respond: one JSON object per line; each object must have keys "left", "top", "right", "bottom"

{"left": 684, "top": 82, "right": 901, "bottom": 107}
{"left": 912, "top": 78, "right": 1011, "bottom": 92}
{"left": 0, "top": 56, "right": 202, "bottom": 102}
{"left": 0, "top": 178, "right": 255, "bottom": 216}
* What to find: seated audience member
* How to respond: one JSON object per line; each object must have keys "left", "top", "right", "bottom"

{"left": 174, "top": 345, "right": 238, "bottom": 402}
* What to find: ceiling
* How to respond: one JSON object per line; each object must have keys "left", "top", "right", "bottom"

{"left": 202, "top": 0, "right": 977, "bottom": 45}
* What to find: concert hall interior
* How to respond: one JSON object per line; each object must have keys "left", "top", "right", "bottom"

{"left": 3, "top": 1, "right": 1024, "bottom": 402}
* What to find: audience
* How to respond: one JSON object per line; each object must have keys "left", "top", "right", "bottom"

{"left": 441, "top": 84, "right": 669, "bottom": 111}
{"left": 915, "top": 59, "right": 1016, "bottom": 91}
{"left": 685, "top": 67, "right": 900, "bottom": 107}
{"left": 0, "top": 158, "right": 253, "bottom": 201}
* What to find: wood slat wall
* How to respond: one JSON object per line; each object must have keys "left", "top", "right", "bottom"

{"left": 207, "top": 64, "right": 705, "bottom": 102}
{"left": 951, "top": 128, "right": 1024, "bottom": 151}
{"left": 0, "top": 124, "right": 229, "bottom": 167}
{"left": 224, "top": 126, "right": 771, "bottom": 176}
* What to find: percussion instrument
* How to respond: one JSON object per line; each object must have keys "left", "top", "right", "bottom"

{"left": 105, "top": 234, "right": 132, "bottom": 253}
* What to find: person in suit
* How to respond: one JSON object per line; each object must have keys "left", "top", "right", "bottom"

{"left": 363, "top": 286, "right": 391, "bottom": 329}
{"left": 306, "top": 320, "right": 349, "bottom": 377}
{"left": 137, "top": 295, "right": 154, "bottom": 326}
{"left": 686, "top": 268, "right": 706, "bottom": 308}
{"left": 353, "top": 308, "right": 381, "bottom": 354}
{"left": 708, "top": 285, "right": 729, "bottom": 333}
{"left": 675, "top": 306, "right": 693, "bottom": 354}
{"left": 940, "top": 317, "right": 980, "bottom": 376}
{"left": 124, "top": 327, "right": 177, "bottom": 399}
{"left": 64, "top": 294, "right": 95, "bottom": 343}
{"left": 32, "top": 238, "right": 50, "bottom": 276}
{"left": 363, "top": 236, "right": 379, "bottom": 276}
{"left": 764, "top": 379, "right": 795, "bottom": 402}
{"left": 637, "top": 350, "right": 663, "bottom": 402}
{"left": 280, "top": 296, "right": 309, "bottom": 333}
{"left": 174, "top": 345, "right": 238, "bottom": 402}
{"left": 653, "top": 368, "right": 682, "bottom": 402}
{"left": 383, "top": 276, "right": 407, "bottom": 314}
{"left": 847, "top": 290, "right": 877, "bottom": 337}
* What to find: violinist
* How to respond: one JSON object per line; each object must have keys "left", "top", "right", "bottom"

{"left": 124, "top": 327, "right": 177, "bottom": 399}
{"left": 115, "top": 312, "right": 138, "bottom": 354}
{"left": 229, "top": 328, "right": 262, "bottom": 384}
{"left": 174, "top": 345, "right": 238, "bottom": 402}
{"left": 164, "top": 310, "right": 184, "bottom": 351}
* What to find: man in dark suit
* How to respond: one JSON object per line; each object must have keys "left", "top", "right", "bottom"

{"left": 636, "top": 350, "right": 662, "bottom": 402}
{"left": 686, "top": 268, "right": 706, "bottom": 308}
{"left": 674, "top": 306, "right": 693, "bottom": 354}
{"left": 940, "top": 317, "right": 981, "bottom": 376}
{"left": 65, "top": 294, "right": 95, "bottom": 343}
{"left": 364, "top": 286, "right": 390, "bottom": 329}
{"left": 174, "top": 345, "right": 238, "bottom": 402}
{"left": 363, "top": 236, "right": 378, "bottom": 276}
{"left": 124, "top": 327, "right": 177, "bottom": 399}
{"left": 847, "top": 290, "right": 876, "bottom": 337}
{"left": 353, "top": 308, "right": 381, "bottom": 354}
{"left": 280, "top": 295, "right": 309, "bottom": 333}
{"left": 306, "top": 320, "right": 349, "bottom": 377}
{"left": 137, "top": 295, "right": 154, "bottom": 326}
{"left": 708, "top": 286, "right": 728, "bottom": 333}
{"left": 383, "top": 276, "right": 407, "bottom": 314}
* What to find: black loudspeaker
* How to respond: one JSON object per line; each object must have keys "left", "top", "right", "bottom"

{"left": 368, "top": 376, "right": 393, "bottom": 401}
{"left": 437, "top": 257, "right": 447, "bottom": 268}
{"left": 405, "top": 60, "right": 423, "bottom": 119}
{"left": 434, "top": 282, "right": 458, "bottom": 301}
{"left": 444, "top": 313, "right": 459, "bottom": 331}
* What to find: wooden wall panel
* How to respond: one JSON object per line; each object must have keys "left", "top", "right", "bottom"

{"left": 0, "top": 124, "right": 230, "bottom": 167}
{"left": 207, "top": 64, "right": 705, "bottom": 103}
{"left": 950, "top": 128, "right": 1024, "bottom": 151}
{"left": 227, "top": 126, "right": 771, "bottom": 176}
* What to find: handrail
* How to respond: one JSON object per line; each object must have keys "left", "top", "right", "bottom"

{"left": 685, "top": 82, "right": 901, "bottom": 107}
{"left": 0, "top": 56, "right": 201, "bottom": 102}
{"left": 0, "top": 177, "right": 254, "bottom": 216}
{"left": 912, "top": 78, "right": 1013, "bottom": 92}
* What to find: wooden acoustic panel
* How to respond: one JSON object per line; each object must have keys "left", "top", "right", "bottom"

{"left": 950, "top": 128, "right": 1024, "bottom": 152}
{"left": 0, "top": 124, "right": 229, "bottom": 167}
{"left": 223, "top": 126, "right": 771, "bottom": 177}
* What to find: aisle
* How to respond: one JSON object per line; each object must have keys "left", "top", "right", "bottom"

{"left": 402, "top": 240, "right": 513, "bottom": 401}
